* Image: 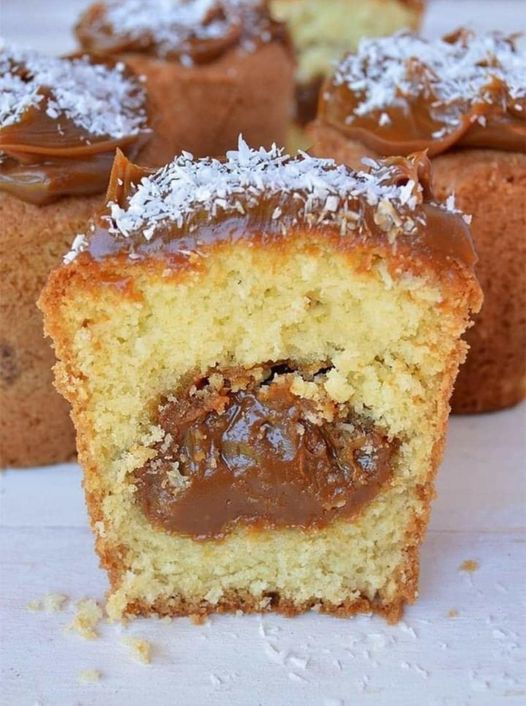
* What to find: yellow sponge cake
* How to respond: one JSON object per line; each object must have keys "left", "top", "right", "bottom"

{"left": 40, "top": 140, "right": 480, "bottom": 621}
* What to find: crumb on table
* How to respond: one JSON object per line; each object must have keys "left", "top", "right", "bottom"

{"left": 190, "top": 613, "right": 208, "bottom": 626}
{"left": 121, "top": 636, "right": 152, "bottom": 664}
{"left": 459, "top": 560, "right": 480, "bottom": 573}
{"left": 26, "top": 593, "right": 68, "bottom": 613}
{"left": 67, "top": 599, "right": 104, "bottom": 639}
{"left": 448, "top": 609, "right": 459, "bottom": 618}
{"left": 78, "top": 669, "right": 101, "bottom": 684}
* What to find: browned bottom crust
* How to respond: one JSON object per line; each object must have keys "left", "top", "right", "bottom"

{"left": 310, "top": 128, "right": 526, "bottom": 414}
{"left": 128, "top": 42, "right": 295, "bottom": 168}
{"left": 0, "top": 191, "right": 100, "bottom": 467}
{"left": 125, "top": 588, "right": 407, "bottom": 625}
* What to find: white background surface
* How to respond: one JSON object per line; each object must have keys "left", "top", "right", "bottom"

{"left": 1, "top": 1, "right": 525, "bottom": 705}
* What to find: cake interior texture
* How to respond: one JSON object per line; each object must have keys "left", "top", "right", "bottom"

{"left": 43, "top": 231, "right": 478, "bottom": 621}
{"left": 309, "top": 134, "right": 526, "bottom": 416}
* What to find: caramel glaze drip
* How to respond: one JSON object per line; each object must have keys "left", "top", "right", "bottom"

{"left": 319, "top": 49, "right": 526, "bottom": 158}
{"left": 134, "top": 366, "right": 398, "bottom": 540}
{"left": 76, "top": 2, "right": 291, "bottom": 63}
{"left": 83, "top": 150, "right": 477, "bottom": 272}
{"left": 0, "top": 67, "right": 149, "bottom": 206}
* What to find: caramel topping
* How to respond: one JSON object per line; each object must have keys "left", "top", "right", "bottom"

{"left": 76, "top": 0, "right": 289, "bottom": 63}
{"left": 67, "top": 140, "right": 477, "bottom": 272}
{"left": 134, "top": 366, "right": 398, "bottom": 539}
{"left": 0, "top": 47, "right": 149, "bottom": 205}
{"left": 295, "top": 75, "right": 323, "bottom": 127}
{"left": 319, "top": 31, "right": 526, "bottom": 157}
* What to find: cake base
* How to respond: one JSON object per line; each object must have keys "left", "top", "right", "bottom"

{"left": 124, "top": 590, "right": 407, "bottom": 625}
{"left": 432, "top": 150, "right": 526, "bottom": 413}
{"left": 128, "top": 43, "right": 295, "bottom": 167}
{"left": 0, "top": 191, "right": 100, "bottom": 467}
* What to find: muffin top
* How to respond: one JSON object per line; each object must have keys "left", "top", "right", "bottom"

{"left": 76, "top": 0, "right": 289, "bottom": 64}
{"left": 318, "top": 30, "right": 526, "bottom": 157}
{"left": 0, "top": 44, "right": 150, "bottom": 205}
{"left": 67, "top": 137, "right": 476, "bottom": 271}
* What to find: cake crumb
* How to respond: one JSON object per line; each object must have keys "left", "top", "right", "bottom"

{"left": 78, "top": 669, "right": 101, "bottom": 684}
{"left": 122, "top": 636, "right": 152, "bottom": 664}
{"left": 448, "top": 609, "right": 459, "bottom": 618}
{"left": 190, "top": 613, "right": 208, "bottom": 626}
{"left": 459, "top": 560, "right": 479, "bottom": 573}
{"left": 26, "top": 593, "right": 68, "bottom": 613}
{"left": 67, "top": 599, "right": 103, "bottom": 639}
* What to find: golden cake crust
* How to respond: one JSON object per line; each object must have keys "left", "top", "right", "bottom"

{"left": 433, "top": 150, "right": 526, "bottom": 412}
{"left": 0, "top": 191, "right": 100, "bottom": 467}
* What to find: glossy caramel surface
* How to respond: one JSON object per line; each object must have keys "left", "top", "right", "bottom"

{"left": 318, "top": 31, "right": 526, "bottom": 158}
{"left": 75, "top": 147, "right": 477, "bottom": 273}
{"left": 0, "top": 49, "right": 149, "bottom": 205}
{"left": 76, "top": 0, "right": 290, "bottom": 63}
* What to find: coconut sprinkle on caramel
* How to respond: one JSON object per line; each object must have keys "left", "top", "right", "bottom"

{"left": 90, "top": 0, "right": 274, "bottom": 58}
{"left": 101, "top": 138, "right": 457, "bottom": 241}
{"left": 332, "top": 31, "right": 526, "bottom": 133}
{"left": 0, "top": 43, "right": 148, "bottom": 138}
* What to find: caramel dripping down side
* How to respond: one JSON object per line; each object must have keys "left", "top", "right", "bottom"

{"left": 105, "top": 147, "right": 154, "bottom": 207}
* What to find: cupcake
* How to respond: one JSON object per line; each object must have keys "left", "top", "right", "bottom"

{"left": 270, "top": 0, "right": 424, "bottom": 148}
{"left": 311, "top": 30, "right": 526, "bottom": 413}
{"left": 75, "top": 0, "right": 295, "bottom": 165}
{"left": 40, "top": 141, "right": 480, "bottom": 621}
{"left": 0, "top": 45, "right": 150, "bottom": 467}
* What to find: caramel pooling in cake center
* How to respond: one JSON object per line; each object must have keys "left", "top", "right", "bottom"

{"left": 134, "top": 368, "right": 398, "bottom": 539}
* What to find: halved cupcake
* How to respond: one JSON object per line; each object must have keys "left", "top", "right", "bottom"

{"left": 40, "top": 140, "right": 481, "bottom": 620}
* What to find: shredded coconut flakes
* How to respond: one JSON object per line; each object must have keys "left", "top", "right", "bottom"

{"left": 67, "top": 137, "right": 461, "bottom": 261}
{"left": 0, "top": 43, "right": 147, "bottom": 137}
{"left": 333, "top": 31, "right": 526, "bottom": 130}
{"left": 100, "top": 0, "right": 271, "bottom": 57}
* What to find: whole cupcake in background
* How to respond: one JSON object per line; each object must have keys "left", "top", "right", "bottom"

{"left": 310, "top": 30, "right": 526, "bottom": 413}
{"left": 75, "top": 0, "right": 295, "bottom": 165}
{"left": 0, "top": 44, "right": 151, "bottom": 468}
{"left": 270, "top": 0, "right": 425, "bottom": 148}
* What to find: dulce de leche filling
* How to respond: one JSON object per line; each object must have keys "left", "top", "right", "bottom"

{"left": 319, "top": 30, "right": 526, "bottom": 157}
{"left": 0, "top": 48, "right": 149, "bottom": 205}
{"left": 134, "top": 365, "right": 398, "bottom": 540}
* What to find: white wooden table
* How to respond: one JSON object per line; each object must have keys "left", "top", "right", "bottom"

{"left": 1, "top": 2, "right": 525, "bottom": 705}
